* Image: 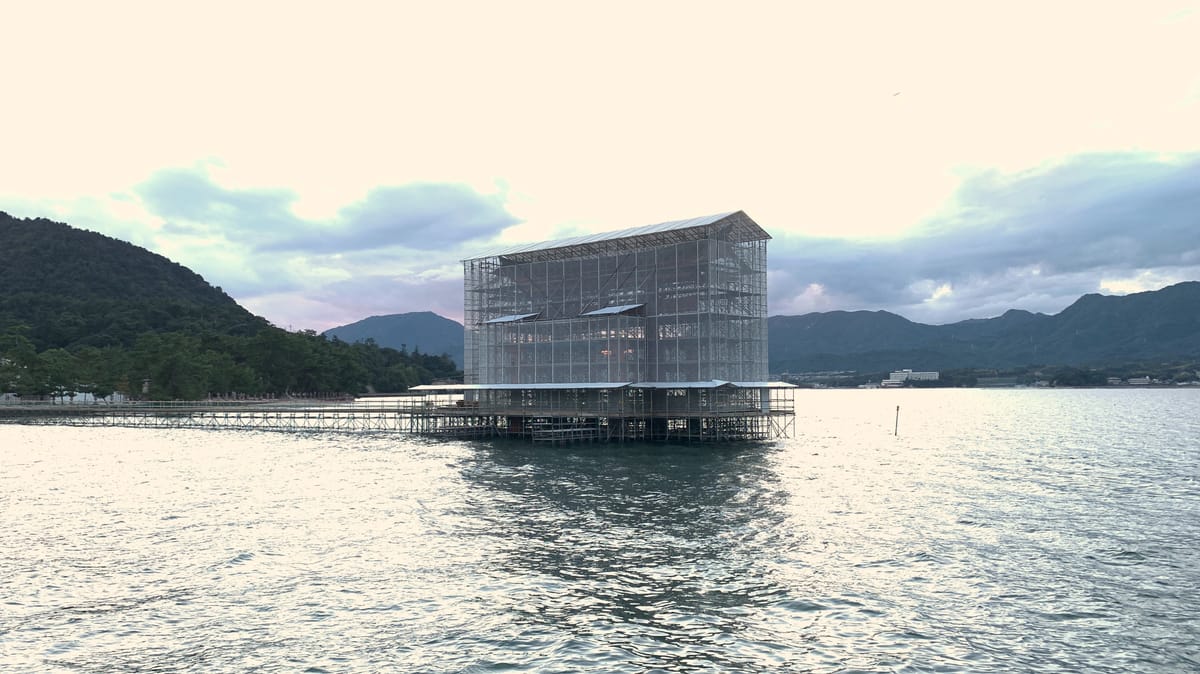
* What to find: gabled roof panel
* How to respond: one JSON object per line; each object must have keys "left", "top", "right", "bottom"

{"left": 465, "top": 210, "right": 768, "bottom": 263}
{"left": 485, "top": 312, "right": 540, "bottom": 324}
{"left": 579, "top": 304, "right": 644, "bottom": 317}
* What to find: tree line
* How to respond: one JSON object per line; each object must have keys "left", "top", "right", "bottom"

{"left": 0, "top": 326, "right": 460, "bottom": 401}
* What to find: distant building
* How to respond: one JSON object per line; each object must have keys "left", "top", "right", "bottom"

{"left": 882, "top": 369, "right": 939, "bottom": 386}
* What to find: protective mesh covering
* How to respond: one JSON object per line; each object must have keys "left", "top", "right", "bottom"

{"left": 463, "top": 211, "right": 769, "bottom": 386}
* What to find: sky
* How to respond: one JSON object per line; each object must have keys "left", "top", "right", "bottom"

{"left": 3, "top": 1, "right": 1199, "bottom": 330}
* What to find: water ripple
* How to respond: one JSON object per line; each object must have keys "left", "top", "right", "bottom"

{"left": 1, "top": 389, "right": 1198, "bottom": 672}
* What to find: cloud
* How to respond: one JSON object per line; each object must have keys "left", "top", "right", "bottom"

{"left": 118, "top": 166, "right": 516, "bottom": 328}
{"left": 7, "top": 151, "right": 1198, "bottom": 332}
{"left": 136, "top": 167, "right": 517, "bottom": 254}
{"left": 138, "top": 167, "right": 303, "bottom": 238}
{"left": 327, "top": 185, "right": 519, "bottom": 253}
{"left": 769, "top": 152, "right": 1200, "bottom": 324}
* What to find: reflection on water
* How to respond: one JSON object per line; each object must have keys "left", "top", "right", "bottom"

{"left": 456, "top": 442, "right": 793, "bottom": 670}
{"left": 1, "top": 389, "right": 1198, "bottom": 672}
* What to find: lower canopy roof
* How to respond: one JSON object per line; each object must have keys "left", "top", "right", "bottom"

{"left": 410, "top": 382, "right": 629, "bottom": 392}
{"left": 633, "top": 380, "right": 796, "bottom": 389}
{"left": 409, "top": 380, "right": 796, "bottom": 393}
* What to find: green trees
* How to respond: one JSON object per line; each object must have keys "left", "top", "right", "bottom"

{"left": 1047, "top": 366, "right": 1108, "bottom": 387}
{"left": 0, "top": 212, "right": 462, "bottom": 400}
{"left": 132, "top": 333, "right": 209, "bottom": 399}
{"left": 0, "top": 325, "right": 460, "bottom": 401}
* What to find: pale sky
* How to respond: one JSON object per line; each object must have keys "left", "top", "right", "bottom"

{"left": 3, "top": 1, "right": 1199, "bottom": 330}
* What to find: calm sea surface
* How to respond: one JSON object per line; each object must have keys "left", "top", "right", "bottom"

{"left": 1, "top": 389, "right": 1198, "bottom": 673}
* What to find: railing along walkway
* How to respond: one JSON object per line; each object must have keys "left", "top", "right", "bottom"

{"left": 0, "top": 397, "right": 793, "bottom": 441}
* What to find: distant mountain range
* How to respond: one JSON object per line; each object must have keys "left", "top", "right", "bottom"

{"left": 769, "top": 281, "right": 1200, "bottom": 372}
{"left": 9, "top": 209, "right": 1195, "bottom": 379}
{"left": 323, "top": 281, "right": 1200, "bottom": 375}
{"left": 323, "top": 312, "right": 465, "bottom": 367}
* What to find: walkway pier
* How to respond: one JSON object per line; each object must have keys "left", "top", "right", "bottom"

{"left": 0, "top": 391, "right": 795, "bottom": 444}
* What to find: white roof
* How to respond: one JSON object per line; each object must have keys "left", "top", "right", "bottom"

{"left": 465, "top": 210, "right": 769, "bottom": 262}
{"left": 579, "top": 304, "right": 644, "bottom": 317}
{"left": 632, "top": 380, "right": 736, "bottom": 389}
{"left": 409, "top": 380, "right": 794, "bottom": 393}
{"left": 484, "top": 312, "right": 540, "bottom": 324}
{"left": 632, "top": 380, "right": 797, "bottom": 389}
{"left": 409, "top": 382, "right": 632, "bottom": 392}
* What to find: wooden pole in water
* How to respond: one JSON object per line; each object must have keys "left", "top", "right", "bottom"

{"left": 894, "top": 405, "right": 900, "bottom": 436}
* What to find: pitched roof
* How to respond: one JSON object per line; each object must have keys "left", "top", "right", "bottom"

{"left": 579, "top": 303, "right": 644, "bottom": 317}
{"left": 464, "top": 210, "right": 768, "bottom": 263}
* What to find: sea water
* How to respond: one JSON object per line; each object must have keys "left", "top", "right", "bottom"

{"left": 1, "top": 389, "right": 1197, "bottom": 672}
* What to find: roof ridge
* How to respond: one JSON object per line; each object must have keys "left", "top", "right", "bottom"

{"left": 465, "top": 210, "right": 765, "bottom": 262}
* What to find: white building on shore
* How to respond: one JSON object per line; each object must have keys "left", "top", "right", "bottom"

{"left": 882, "top": 369, "right": 940, "bottom": 387}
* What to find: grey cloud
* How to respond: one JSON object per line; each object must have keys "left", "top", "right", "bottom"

{"left": 327, "top": 184, "right": 519, "bottom": 253}
{"left": 770, "top": 152, "right": 1200, "bottom": 324}
{"left": 136, "top": 167, "right": 517, "bottom": 254}
{"left": 138, "top": 168, "right": 304, "bottom": 246}
{"left": 918, "top": 153, "right": 1200, "bottom": 275}
{"left": 127, "top": 167, "right": 516, "bottom": 326}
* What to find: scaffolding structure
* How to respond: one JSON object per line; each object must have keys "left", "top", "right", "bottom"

{"left": 464, "top": 211, "right": 769, "bottom": 385}
{"left": 450, "top": 210, "right": 793, "bottom": 443}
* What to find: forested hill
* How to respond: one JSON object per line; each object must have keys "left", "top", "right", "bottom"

{"left": 0, "top": 212, "right": 459, "bottom": 399}
{"left": 768, "top": 281, "right": 1200, "bottom": 372}
{"left": 323, "top": 312, "right": 465, "bottom": 367}
{"left": 1, "top": 211, "right": 266, "bottom": 349}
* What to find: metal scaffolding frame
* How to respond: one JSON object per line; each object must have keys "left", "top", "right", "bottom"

{"left": 464, "top": 211, "right": 770, "bottom": 386}
{"left": 457, "top": 210, "right": 792, "bottom": 443}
